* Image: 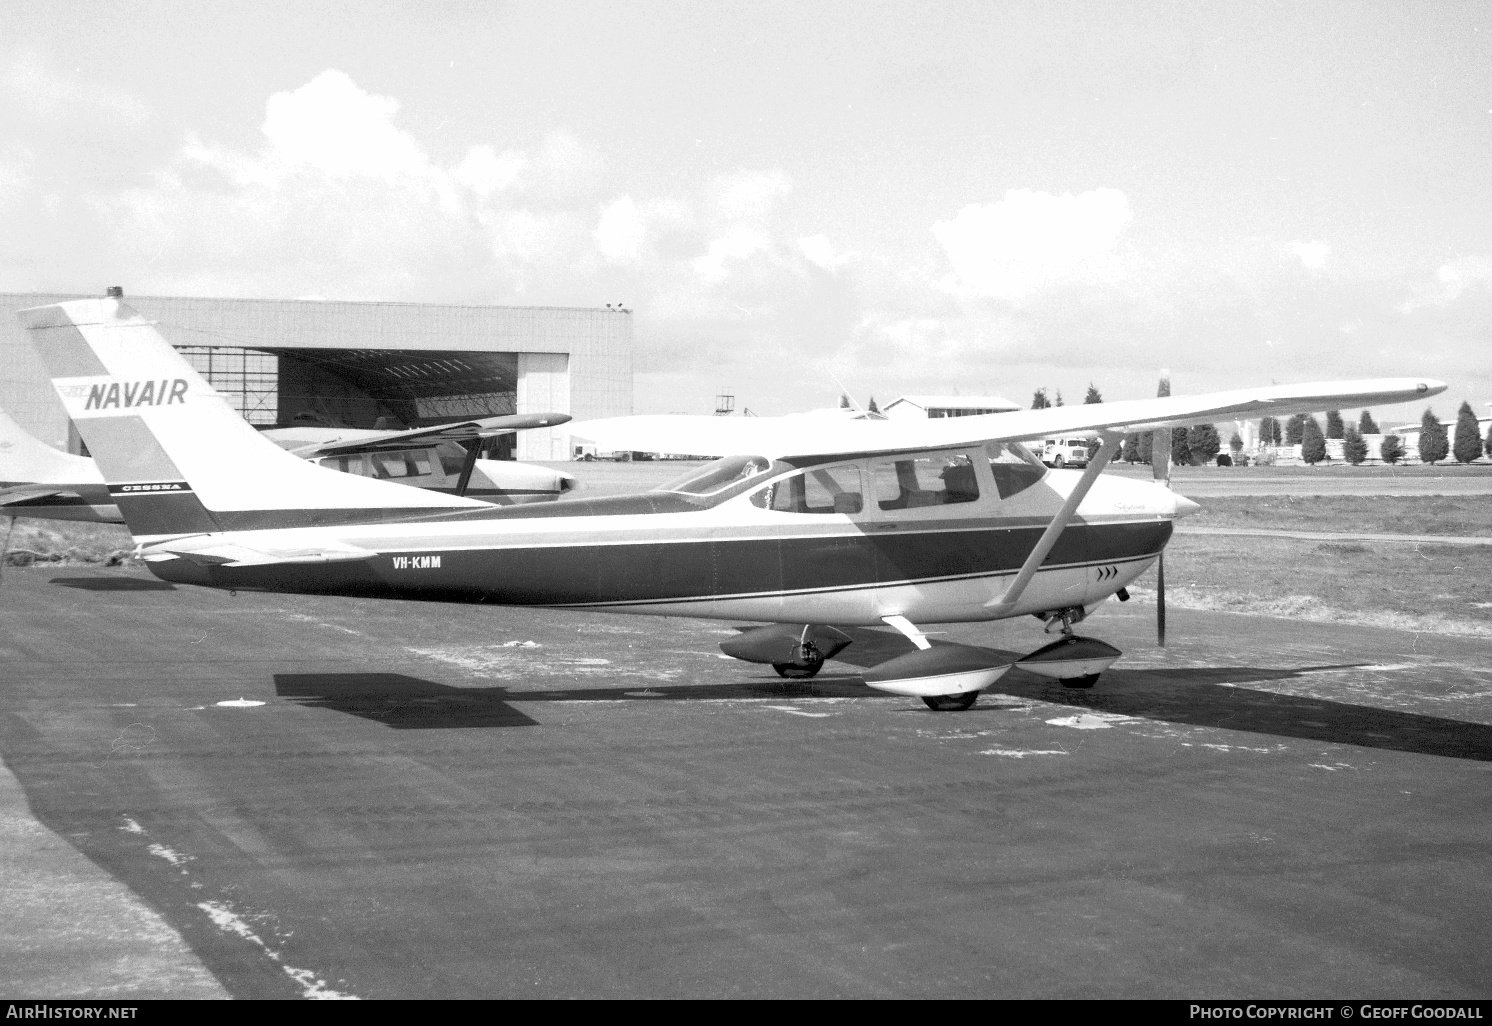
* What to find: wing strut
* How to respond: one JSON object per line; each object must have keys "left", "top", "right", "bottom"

{"left": 453, "top": 441, "right": 481, "bottom": 498}
{"left": 987, "top": 432, "right": 1123, "bottom": 614}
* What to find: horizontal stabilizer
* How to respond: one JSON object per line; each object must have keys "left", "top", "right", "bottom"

{"left": 149, "top": 538, "right": 376, "bottom": 568}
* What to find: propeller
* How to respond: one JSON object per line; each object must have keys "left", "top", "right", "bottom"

{"left": 1151, "top": 368, "right": 1173, "bottom": 647}
{"left": 0, "top": 515, "right": 14, "bottom": 586}
{"left": 1151, "top": 429, "right": 1170, "bottom": 646}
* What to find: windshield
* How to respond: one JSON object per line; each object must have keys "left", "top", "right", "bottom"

{"left": 655, "top": 455, "right": 781, "bottom": 504}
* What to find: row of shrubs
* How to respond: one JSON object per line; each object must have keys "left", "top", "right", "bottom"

{"left": 1103, "top": 402, "right": 1489, "bottom": 467}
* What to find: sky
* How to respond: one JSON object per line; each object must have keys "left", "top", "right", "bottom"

{"left": 1, "top": 0, "right": 1488, "bottom": 424}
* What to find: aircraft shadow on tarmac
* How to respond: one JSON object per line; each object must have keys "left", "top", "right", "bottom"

{"left": 279, "top": 643, "right": 1492, "bottom": 762}
{"left": 49, "top": 574, "right": 176, "bottom": 591}
{"left": 749, "top": 625, "right": 1492, "bottom": 763}
{"left": 274, "top": 673, "right": 539, "bottom": 729}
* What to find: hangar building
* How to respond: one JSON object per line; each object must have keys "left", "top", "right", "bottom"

{"left": 0, "top": 292, "right": 632, "bottom": 462}
{"left": 882, "top": 395, "right": 1020, "bottom": 419}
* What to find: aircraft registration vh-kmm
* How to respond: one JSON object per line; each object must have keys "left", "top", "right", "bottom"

{"left": 22, "top": 296, "right": 1446, "bottom": 710}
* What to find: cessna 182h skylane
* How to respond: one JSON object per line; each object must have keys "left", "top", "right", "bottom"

{"left": 22, "top": 297, "right": 1445, "bottom": 710}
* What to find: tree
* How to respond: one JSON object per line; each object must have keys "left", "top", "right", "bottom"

{"left": 1137, "top": 430, "right": 1154, "bottom": 465}
{"left": 867, "top": 396, "right": 880, "bottom": 415}
{"left": 1301, "top": 416, "right": 1327, "bottom": 464}
{"left": 1054, "top": 390, "right": 1065, "bottom": 407}
{"left": 1170, "top": 426, "right": 1191, "bottom": 467}
{"left": 1380, "top": 434, "right": 1404, "bottom": 465}
{"left": 1084, "top": 383, "right": 1103, "bottom": 404}
{"left": 1259, "top": 416, "right": 1281, "bottom": 445}
{"left": 1229, "top": 432, "right": 1244, "bottom": 454}
{"left": 1358, "top": 409, "right": 1379, "bottom": 435}
{"left": 1188, "top": 423, "right": 1221, "bottom": 464}
{"left": 1343, "top": 426, "right": 1368, "bottom": 465}
{"left": 1122, "top": 433, "right": 1140, "bottom": 463}
{"left": 839, "top": 393, "right": 851, "bottom": 409}
{"left": 1031, "top": 388, "right": 1050, "bottom": 410}
{"left": 1325, "top": 410, "right": 1344, "bottom": 439}
{"left": 1452, "top": 401, "right": 1482, "bottom": 464}
{"left": 1418, "top": 408, "right": 1448, "bottom": 464}
{"left": 1286, "top": 413, "right": 1308, "bottom": 445}
{"left": 1486, "top": 420, "right": 1492, "bottom": 460}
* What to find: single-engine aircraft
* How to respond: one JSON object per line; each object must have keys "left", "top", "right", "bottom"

{"left": 0, "top": 394, "right": 575, "bottom": 525}
{"left": 22, "top": 296, "right": 1446, "bottom": 710}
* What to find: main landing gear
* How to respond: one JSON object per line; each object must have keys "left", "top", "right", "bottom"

{"left": 921, "top": 691, "right": 980, "bottom": 712}
{"left": 864, "top": 608, "right": 1124, "bottom": 711}
{"left": 719, "top": 612, "right": 1124, "bottom": 711}
{"left": 719, "top": 624, "right": 852, "bottom": 680}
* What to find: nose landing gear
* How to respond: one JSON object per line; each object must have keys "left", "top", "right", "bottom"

{"left": 1019, "top": 607, "right": 1121, "bottom": 689}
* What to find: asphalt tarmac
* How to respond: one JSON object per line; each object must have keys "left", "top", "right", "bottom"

{"left": 2, "top": 566, "right": 1489, "bottom": 998}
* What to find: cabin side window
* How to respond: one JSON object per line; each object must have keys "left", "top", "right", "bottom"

{"left": 986, "top": 442, "right": 1047, "bottom": 499}
{"left": 872, "top": 454, "right": 979, "bottom": 510}
{"left": 371, "top": 452, "right": 434, "bottom": 479}
{"left": 750, "top": 463, "right": 864, "bottom": 514}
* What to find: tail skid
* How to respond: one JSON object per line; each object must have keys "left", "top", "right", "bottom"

{"left": 21, "top": 298, "right": 487, "bottom": 542}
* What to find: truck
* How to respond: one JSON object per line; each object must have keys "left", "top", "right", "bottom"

{"left": 1033, "top": 437, "right": 1093, "bottom": 468}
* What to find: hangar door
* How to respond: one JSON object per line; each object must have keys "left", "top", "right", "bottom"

{"left": 516, "top": 353, "right": 570, "bottom": 461}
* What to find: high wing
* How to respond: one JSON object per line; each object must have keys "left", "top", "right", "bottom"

{"left": 277, "top": 413, "right": 572, "bottom": 459}
{"left": 573, "top": 378, "right": 1446, "bottom": 459}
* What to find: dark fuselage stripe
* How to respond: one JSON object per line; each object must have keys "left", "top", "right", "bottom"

{"left": 148, "top": 519, "right": 1173, "bottom": 607}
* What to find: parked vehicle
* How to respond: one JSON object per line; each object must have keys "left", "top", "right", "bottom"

{"left": 1033, "top": 437, "right": 1092, "bottom": 468}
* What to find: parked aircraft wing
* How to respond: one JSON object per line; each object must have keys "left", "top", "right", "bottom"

{"left": 0, "top": 406, "right": 103, "bottom": 485}
{"left": 282, "top": 413, "right": 572, "bottom": 459}
{"left": 572, "top": 379, "right": 1446, "bottom": 460}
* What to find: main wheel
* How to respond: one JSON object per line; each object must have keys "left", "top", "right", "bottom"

{"left": 773, "top": 655, "right": 824, "bottom": 679}
{"left": 1060, "top": 673, "right": 1101, "bottom": 689}
{"left": 921, "top": 691, "right": 980, "bottom": 711}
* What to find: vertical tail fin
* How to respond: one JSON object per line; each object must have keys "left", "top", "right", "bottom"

{"left": 20, "top": 297, "right": 485, "bottom": 540}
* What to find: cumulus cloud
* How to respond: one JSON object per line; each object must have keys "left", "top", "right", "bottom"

{"left": 451, "top": 145, "right": 526, "bottom": 198}
{"left": 693, "top": 226, "right": 773, "bottom": 284}
{"left": 1287, "top": 239, "right": 1330, "bottom": 270}
{"left": 1397, "top": 256, "right": 1492, "bottom": 312}
{"left": 932, "top": 188, "right": 1133, "bottom": 304}
{"left": 798, "top": 234, "right": 859, "bottom": 272}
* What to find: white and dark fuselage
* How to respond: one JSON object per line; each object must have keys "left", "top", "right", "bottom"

{"left": 142, "top": 449, "right": 1180, "bottom": 627}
